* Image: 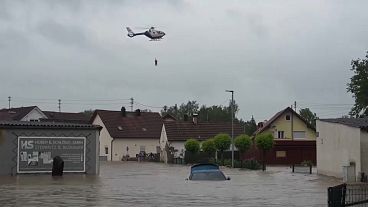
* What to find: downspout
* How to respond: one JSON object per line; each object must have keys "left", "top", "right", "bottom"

{"left": 110, "top": 138, "right": 114, "bottom": 161}
{"left": 291, "top": 108, "right": 294, "bottom": 140}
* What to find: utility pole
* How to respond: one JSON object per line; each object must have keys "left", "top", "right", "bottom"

{"left": 226, "top": 90, "right": 234, "bottom": 168}
{"left": 58, "top": 99, "right": 61, "bottom": 112}
{"left": 8, "top": 96, "right": 11, "bottom": 109}
{"left": 130, "top": 97, "right": 134, "bottom": 112}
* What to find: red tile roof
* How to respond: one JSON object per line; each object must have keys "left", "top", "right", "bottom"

{"left": 255, "top": 107, "right": 315, "bottom": 135}
{"left": 43, "top": 111, "right": 91, "bottom": 124}
{"left": 164, "top": 120, "right": 244, "bottom": 141}
{"left": 92, "top": 110, "right": 163, "bottom": 139}
{"left": 0, "top": 106, "right": 38, "bottom": 121}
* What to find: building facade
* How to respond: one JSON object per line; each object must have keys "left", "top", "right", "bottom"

{"left": 160, "top": 115, "right": 244, "bottom": 163}
{"left": 0, "top": 121, "right": 101, "bottom": 175}
{"left": 91, "top": 108, "right": 163, "bottom": 161}
{"left": 247, "top": 107, "right": 317, "bottom": 165}
{"left": 317, "top": 118, "right": 368, "bottom": 181}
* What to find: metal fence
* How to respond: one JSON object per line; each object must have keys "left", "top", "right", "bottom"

{"left": 328, "top": 183, "right": 368, "bottom": 206}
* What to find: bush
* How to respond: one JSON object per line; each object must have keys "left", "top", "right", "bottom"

{"left": 184, "top": 138, "right": 200, "bottom": 153}
{"left": 201, "top": 138, "right": 216, "bottom": 155}
{"left": 242, "top": 159, "right": 262, "bottom": 170}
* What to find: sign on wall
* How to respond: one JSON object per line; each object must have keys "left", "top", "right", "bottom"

{"left": 17, "top": 137, "right": 86, "bottom": 173}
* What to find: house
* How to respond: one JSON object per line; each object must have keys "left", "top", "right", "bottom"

{"left": 160, "top": 114, "right": 244, "bottom": 163}
{"left": 316, "top": 118, "right": 368, "bottom": 181}
{"left": 91, "top": 107, "right": 163, "bottom": 161}
{"left": 246, "top": 107, "right": 317, "bottom": 165}
{"left": 0, "top": 106, "right": 48, "bottom": 121}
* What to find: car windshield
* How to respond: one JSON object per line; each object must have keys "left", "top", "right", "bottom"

{"left": 191, "top": 171, "right": 226, "bottom": 180}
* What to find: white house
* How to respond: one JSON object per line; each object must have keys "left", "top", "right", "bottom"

{"left": 91, "top": 108, "right": 163, "bottom": 161}
{"left": 160, "top": 114, "right": 243, "bottom": 163}
{"left": 317, "top": 118, "right": 368, "bottom": 181}
{"left": 0, "top": 106, "right": 47, "bottom": 121}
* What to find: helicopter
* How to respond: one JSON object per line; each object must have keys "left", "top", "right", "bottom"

{"left": 126, "top": 27, "right": 165, "bottom": 40}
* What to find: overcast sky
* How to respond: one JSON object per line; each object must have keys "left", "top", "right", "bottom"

{"left": 1, "top": 0, "right": 368, "bottom": 121}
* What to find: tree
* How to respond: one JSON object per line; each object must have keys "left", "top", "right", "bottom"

{"left": 234, "top": 134, "right": 252, "bottom": 167}
{"left": 243, "top": 116, "right": 257, "bottom": 136}
{"left": 184, "top": 138, "right": 200, "bottom": 153}
{"left": 161, "top": 101, "right": 199, "bottom": 121}
{"left": 161, "top": 100, "right": 240, "bottom": 122}
{"left": 81, "top": 109, "right": 94, "bottom": 118}
{"left": 255, "top": 132, "right": 274, "bottom": 171}
{"left": 201, "top": 138, "right": 216, "bottom": 157}
{"left": 213, "top": 133, "right": 231, "bottom": 165}
{"left": 347, "top": 51, "right": 368, "bottom": 117}
{"left": 299, "top": 108, "right": 318, "bottom": 129}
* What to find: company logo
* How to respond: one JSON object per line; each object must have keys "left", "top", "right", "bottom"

{"left": 20, "top": 140, "right": 34, "bottom": 149}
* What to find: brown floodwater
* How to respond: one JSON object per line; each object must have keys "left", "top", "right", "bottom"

{"left": 0, "top": 162, "right": 340, "bottom": 207}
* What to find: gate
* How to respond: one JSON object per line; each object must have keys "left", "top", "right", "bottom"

{"left": 328, "top": 183, "right": 368, "bottom": 206}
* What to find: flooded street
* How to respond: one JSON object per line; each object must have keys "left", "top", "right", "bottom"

{"left": 0, "top": 162, "right": 340, "bottom": 207}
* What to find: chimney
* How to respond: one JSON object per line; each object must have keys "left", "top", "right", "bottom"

{"left": 183, "top": 114, "right": 189, "bottom": 121}
{"left": 192, "top": 114, "right": 198, "bottom": 125}
{"left": 257, "top": 122, "right": 264, "bottom": 129}
{"left": 121, "top": 107, "right": 126, "bottom": 117}
{"left": 135, "top": 109, "right": 141, "bottom": 116}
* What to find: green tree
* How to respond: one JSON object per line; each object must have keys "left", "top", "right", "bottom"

{"left": 214, "top": 133, "right": 231, "bottom": 165}
{"left": 299, "top": 108, "right": 318, "bottom": 129}
{"left": 234, "top": 134, "right": 252, "bottom": 167}
{"left": 161, "top": 101, "right": 199, "bottom": 120}
{"left": 161, "top": 100, "right": 240, "bottom": 122}
{"left": 347, "top": 51, "right": 368, "bottom": 117}
{"left": 243, "top": 116, "right": 257, "bottom": 136}
{"left": 201, "top": 138, "right": 216, "bottom": 157}
{"left": 184, "top": 138, "right": 200, "bottom": 153}
{"left": 255, "top": 132, "right": 274, "bottom": 171}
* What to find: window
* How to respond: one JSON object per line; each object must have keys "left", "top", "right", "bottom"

{"left": 286, "top": 115, "right": 290, "bottom": 120}
{"left": 277, "top": 131, "right": 285, "bottom": 139}
{"left": 140, "top": 146, "right": 146, "bottom": 152}
{"left": 105, "top": 147, "right": 109, "bottom": 155}
{"left": 293, "top": 131, "right": 306, "bottom": 139}
{"left": 276, "top": 151, "right": 286, "bottom": 158}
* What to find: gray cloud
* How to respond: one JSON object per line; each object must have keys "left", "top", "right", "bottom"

{"left": 0, "top": 0, "right": 366, "bottom": 121}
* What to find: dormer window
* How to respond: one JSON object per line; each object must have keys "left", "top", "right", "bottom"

{"left": 286, "top": 115, "right": 290, "bottom": 120}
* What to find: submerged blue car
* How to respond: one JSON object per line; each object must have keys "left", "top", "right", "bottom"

{"left": 188, "top": 163, "right": 230, "bottom": 181}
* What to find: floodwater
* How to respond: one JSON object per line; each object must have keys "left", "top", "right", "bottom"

{"left": 0, "top": 162, "right": 340, "bottom": 207}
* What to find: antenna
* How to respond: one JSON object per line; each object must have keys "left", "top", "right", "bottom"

{"left": 130, "top": 97, "right": 134, "bottom": 112}
{"left": 58, "top": 99, "right": 61, "bottom": 112}
{"left": 8, "top": 96, "right": 11, "bottom": 109}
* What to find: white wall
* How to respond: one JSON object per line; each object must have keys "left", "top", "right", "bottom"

{"left": 171, "top": 141, "right": 186, "bottom": 157}
{"left": 21, "top": 108, "right": 47, "bottom": 121}
{"left": 360, "top": 130, "right": 368, "bottom": 177}
{"left": 92, "top": 114, "right": 113, "bottom": 161}
{"left": 112, "top": 139, "right": 160, "bottom": 161}
{"left": 159, "top": 125, "right": 168, "bottom": 162}
{"left": 317, "top": 120, "right": 361, "bottom": 179}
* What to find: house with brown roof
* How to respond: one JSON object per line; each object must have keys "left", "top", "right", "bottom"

{"left": 91, "top": 107, "right": 163, "bottom": 161}
{"left": 244, "top": 107, "right": 317, "bottom": 165}
{"left": 160, "top": 115, "right": 244, "bottom": 163}
{"left": 0, "top": 106, "right": 47, "bottom": 121}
